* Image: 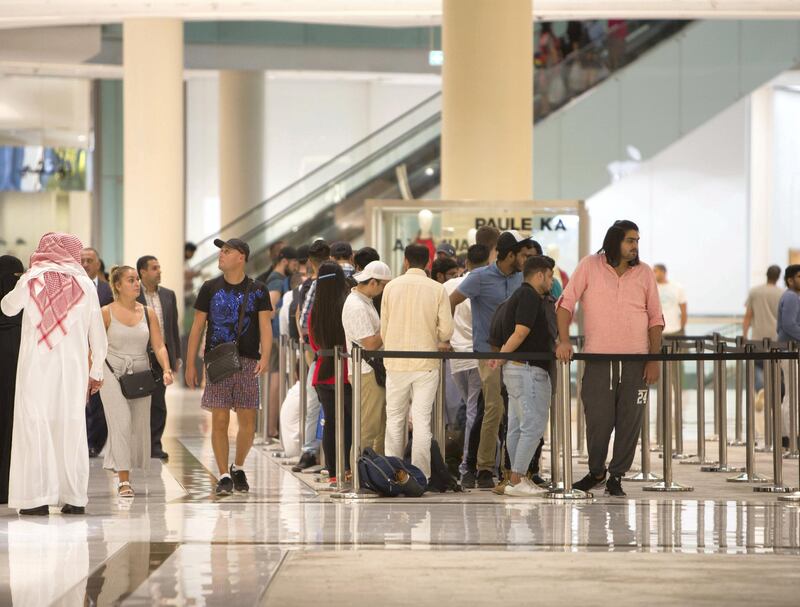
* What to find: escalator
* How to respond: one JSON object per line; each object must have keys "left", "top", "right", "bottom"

{"left": 188, "top": 20, "right": 688, "bottom": 281}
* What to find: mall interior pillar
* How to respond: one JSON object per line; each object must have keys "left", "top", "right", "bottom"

{"left": 123, "top": 19, "right": 184, "bottom": 309}
{"left": 218, "top": 71, "right": 265, "bottom": 233}
{"left": 441, "top": 0, "right": 533, "bottom": 200}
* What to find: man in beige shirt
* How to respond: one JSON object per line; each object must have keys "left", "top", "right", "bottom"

{"left": 381, "top": 244, "right": 454, "bottom": 478}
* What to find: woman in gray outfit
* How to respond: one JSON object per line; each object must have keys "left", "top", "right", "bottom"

{"left": 101, "top": 266, "right": 173, "bottom": 497}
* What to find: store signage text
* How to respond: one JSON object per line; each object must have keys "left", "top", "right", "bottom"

{"left": 474, "top": 217, "right": 567, "bottom": 231}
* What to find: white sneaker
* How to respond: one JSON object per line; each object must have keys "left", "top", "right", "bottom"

{"left": 504, "top": 477, "right": 548, "bottom": 497}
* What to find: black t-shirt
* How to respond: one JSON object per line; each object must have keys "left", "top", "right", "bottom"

{"left": 194, "top": 276, "right": 272, "bottom": 360}
{"left": 500, "top": 283, "right": 554, "bottom": 370}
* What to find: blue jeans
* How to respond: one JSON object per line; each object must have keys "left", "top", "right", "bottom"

{"left": 503, "top": 364, "right": 551, "bottom": 475}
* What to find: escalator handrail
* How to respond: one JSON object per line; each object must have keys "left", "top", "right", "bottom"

{"left": 193, "top": 89, "right": 443, "bottom": 249}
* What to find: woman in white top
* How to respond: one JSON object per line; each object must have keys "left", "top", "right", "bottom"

{"left": 101, "top": 266, "right": 173, "bottom": 498}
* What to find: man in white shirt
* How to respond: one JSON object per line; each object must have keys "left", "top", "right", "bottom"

{"left": 342, "top": 261, "right": 392, "bottom": 453}
{"left": 381, "top": 244, "right": 454, "bottom": 478}
{"left": 654, "top": 264, "right": 687, "bottom": 335}
{"left": 444, "top": 244, "right": 490, "bottom": 487}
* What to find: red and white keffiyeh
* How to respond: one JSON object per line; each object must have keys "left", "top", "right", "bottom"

{"left": 28, "top": 232, "right": 86, "bottom": 350}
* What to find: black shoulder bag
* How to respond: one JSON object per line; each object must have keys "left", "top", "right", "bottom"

{"left": 107, "top": 304, "right": 158, "bottom": 400}
{"left": 204, "top": 279, "right": 252, "bottom": 384}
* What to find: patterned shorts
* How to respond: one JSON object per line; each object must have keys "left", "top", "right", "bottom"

{"left": 201, "top": 357, "right": 260, "bottom": 411}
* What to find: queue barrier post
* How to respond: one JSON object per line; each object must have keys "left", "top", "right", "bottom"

{"left": 644, "top": 346, "right": 693, "bottom": 492}
{"left": 258, "top": 369, "right": 272, "bottom": 445}
{"left": 701, "top": 342, "right": 744, "bottom": 473}
{"left": 671, "top": 342, "right": 693, "bottom": 460}
{"left": 756, "top": 338, "right": 774, "bottom": 452}
{"left": 779, "top": 346, "right": 800, "bottom": 502}
{"left": 728, "top": 344, "right": 771, "bottom": 483}
{"left": 332, "top": 345, "right": 376, "bottom": 500}
{"left": 298, "top": 342, "right": 308, "bottom": 454}
{"left": 731, "top": 336, "right": 745, "bottom": 446}
{"left": 575, "top": 337, "right": 587, "bottom": 458}
{"left": 332, "top": 346, "right": 347, "bottom": 491}
{"left": 278, "top": 334, "right": 288, "bottom": 405}
{"left": 548, "top": 378, "right": 561, "bottom": 490}
{"left": 653, "top": 359, "right": 664, "bottom": 453}
{"left": 546, "top": 360, "right": 592, "bottom": 500}
{"left": 786, "top": 341, "right": 799, "bottom": 460}
{"left": 626, "top": 373, "right": 662, "bottom": 482}
{"left": 755, "top": 351, "right": 797, "bottom": 493}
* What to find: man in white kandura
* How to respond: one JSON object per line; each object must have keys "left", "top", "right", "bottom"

{"left": 0, "top": 232, "right": 108, "bottom": 516}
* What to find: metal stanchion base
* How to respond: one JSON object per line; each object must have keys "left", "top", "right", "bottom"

{"left": 778, "top": 491, "right": 800, "bottom": 502}
{"left": 700, "top": 464, "right": 746, "bottom": 473}
{"left": 727, "top": 440, "right": 746, "bottom": 447}
{"left": 545, "top": 487, "right": 593, "bottom": 500}
{"left": 626, "top": 471, "right": 662, "bottom": 482}
{"left": 330, "top": 488, "right": 378, "bottom": 501}
{"left": 753, "top": 484, "right": 798, "bottom": 493}
{"left": 643, "top": 481, "right": 694, "bottom": 492}
{"left": 727, "top": 472, "right": 772, "bottom": 483}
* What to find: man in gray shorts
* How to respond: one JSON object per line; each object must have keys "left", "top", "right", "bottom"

{"left": 185, "top": 238, "right": 273, "bottom": 496}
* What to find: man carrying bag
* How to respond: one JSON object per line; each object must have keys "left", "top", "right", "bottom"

{"left": 185, "top": 238, "right": 272, "bottom": 496}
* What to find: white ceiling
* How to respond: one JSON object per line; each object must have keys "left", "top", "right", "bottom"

{"left": 1, "top": 0, "right": 800, "bottom": 29}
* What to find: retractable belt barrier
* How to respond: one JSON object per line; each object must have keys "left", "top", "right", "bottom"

{"left": 309, "top": 339, "right": 800, "bottom": 501}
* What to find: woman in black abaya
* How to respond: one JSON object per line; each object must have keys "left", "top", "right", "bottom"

{"left": 0, "top": 255, "right": 24, "bottom": 503}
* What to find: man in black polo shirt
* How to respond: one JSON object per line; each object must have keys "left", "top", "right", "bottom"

{"left": 490, "top": 256, "right": 555, "bottom": 497}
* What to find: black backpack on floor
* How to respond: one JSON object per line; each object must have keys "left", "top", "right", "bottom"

{"left": 404, "top": 438, "right": 463, "bottom": 493}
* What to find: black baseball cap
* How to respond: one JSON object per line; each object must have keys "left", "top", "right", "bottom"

{"left": 496, "top": 230, "right": 532, "bottom": 254}
{"left": 213, "top": 238, "right": 250, "bottom": 261}
{"left": 296, "top": 244, "right": 310, "bottom": 263}
{"left": 330, "top": 241, "right": 353, "bottom": 259}
{"left": 277, "top": 246, "right": 298, "bottom": 261}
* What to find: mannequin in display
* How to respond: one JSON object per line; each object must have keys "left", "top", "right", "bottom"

{"left": 414, "top": 209, "right": 436, "bottom": 269}
{"left": 545, "top": 243, "right": 570, "bottom": 299}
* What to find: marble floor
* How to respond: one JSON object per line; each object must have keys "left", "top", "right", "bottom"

{"left": 1, "top": 387, "right": 800, "bottom": 606}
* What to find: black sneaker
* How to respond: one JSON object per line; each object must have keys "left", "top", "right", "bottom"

{"left": 605, "top": 475, "right": 626, "bottom": 497}
{"left": 460, "top": 470, "right": 477, "bottom": 489}
{"left": 292, "top": 452, "right": 317, "bottom": 472}
{"left": 572, "top": 471, "right": 607, "bottom": 492}
{"left": 529, "top": 473, "right": 550, "bottom": 488}
{"left": 215, "top": 476, "right": 234, "bottom": 496}
{"left": 476, "top": 470, "right": 496, "bottom": 489}
{"left": 230, "top": 465, "right": 249, "bottom": 492}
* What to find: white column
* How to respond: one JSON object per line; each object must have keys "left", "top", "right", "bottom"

{"left": 441, "top": 0, "right": 533, "bottom": 200}
{"left": 123, "top": 18, "right": 184, "bottom": 309}
{"left": 748, "top": 86, "right": 773, "bottom": 289}
{"left": 218, "top": 70, "right": 265, "bottom": 233}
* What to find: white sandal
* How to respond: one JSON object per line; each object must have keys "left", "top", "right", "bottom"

{"left": 118, "top": 481, "right": 135, "bottom": 498}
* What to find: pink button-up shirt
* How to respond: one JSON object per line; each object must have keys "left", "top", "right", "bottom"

{"left": 557, "top": 254, "right": 664, "bottom": 354}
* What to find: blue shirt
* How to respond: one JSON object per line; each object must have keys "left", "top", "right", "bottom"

{"left": 777, "top": 289, "right": 800, "bottom": 342}
{"left": 456, "top": 263, "right": 523, "bottom": 352}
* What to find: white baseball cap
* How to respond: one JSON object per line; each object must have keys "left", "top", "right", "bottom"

{"left": 353, "top": 260, "right": 392, "bottom": 283}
